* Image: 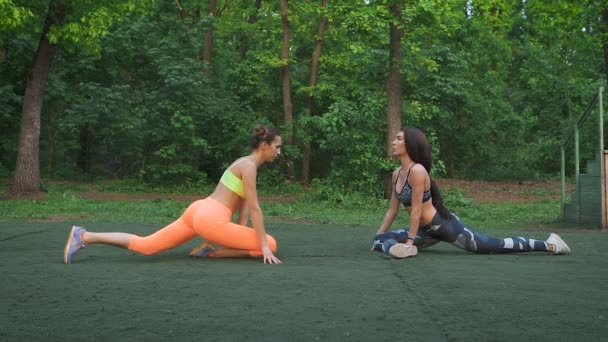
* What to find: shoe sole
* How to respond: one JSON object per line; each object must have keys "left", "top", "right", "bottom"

{"left": 189, "top": 242, "right": 212, "bottom": 256}
{"left": 64, "top": 226, "right": 78, "bottom": 264}
{"left": 388, "top": 244, "right": 418, "bottom": 258}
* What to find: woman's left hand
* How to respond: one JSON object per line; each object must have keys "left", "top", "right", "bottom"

{"left": 262, "top": 246, "right": 282, "bottom": 264}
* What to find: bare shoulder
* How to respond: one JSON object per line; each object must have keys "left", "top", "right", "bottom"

{"left": 232, "top": 157, "right": 257, "bottom": 178}
{"left": 410, "top": 164, "right": 429, "bottom": 180}
{"left": 240, "top": 157, "right": 256, "bottom": 168}
{"left": 411, "top": 163, "right": 427, "bottom": 173}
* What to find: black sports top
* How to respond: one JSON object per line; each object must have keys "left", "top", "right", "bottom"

{"left": 394, "top": 165, "right": 432, "bottom": 206}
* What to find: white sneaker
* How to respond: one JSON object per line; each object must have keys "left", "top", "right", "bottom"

{"left": 547, "top": 233, "right": 571, "bottom": 255}
{"left": 388, "top": 243, "right": 418, "bottom": 258}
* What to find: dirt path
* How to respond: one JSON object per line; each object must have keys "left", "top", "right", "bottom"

{"left": 74, "top": 179, "right": 571, "bottom": 204}
{"left": 436, "top": 179, "right": 571, "bottom": 203}
{"left": 77, "top": 192, "right": 298, "bottom": 202}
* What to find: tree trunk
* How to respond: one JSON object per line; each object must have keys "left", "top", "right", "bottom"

{"left": 202, "top": 0, "right": 217, "bottom": 78}
{"left": 175, "top": 0, "right": 189, "bottom": 19}
{"left": 448, "top": 132, "right": 455, "bottom": 178}
{"left": 302, "top": 0, "right": 329, "bottom": 185}
{"left": 602, "top": 8, "right": 608, "bottom": 84}
{"left": 384, "top": 2, "right": 404, "bottom": 198}
{"left": 9, "top": 0, "right": 64, "bottom": 196}
{"left": 77, "top": 125, "right": 92, "bottom": 174}
{"left": 239, "top": 0, "right": 262, "bottom": 60}
{"left": 46, "top": 109, "right": 57, "bottom": 175}
{"left": 280, "top": 0, "right": 295, "bottom": 179}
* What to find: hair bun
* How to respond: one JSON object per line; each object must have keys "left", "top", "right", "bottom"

{"left": 250, "top": 123, "right": 278, "bottom": 149}
{"left": 255, "top": 124, "right": 268, "bottom": 137}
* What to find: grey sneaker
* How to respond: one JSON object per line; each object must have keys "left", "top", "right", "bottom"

{"left": 547, "top": 233, "right": 571, "bottom": 255}
{"left": 64, "top": 226, "right": 86, "bottom": 264}
{"left": 388, "top": 243, "right": 418, "bottom": 258}
{"left": 189, "top": 242, "right": 216, "bottom": 257}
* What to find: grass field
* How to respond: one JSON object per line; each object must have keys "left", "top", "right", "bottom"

{"left": 1, "top": 221, "right": 607, "bottom": 342}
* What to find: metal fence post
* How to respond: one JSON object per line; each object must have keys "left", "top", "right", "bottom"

{"left": 600, "top": 87, "right": 604, "bottom": 154}
{"left": 599, "top": 87, "right": 605, "bottom": 229}
{"left": 561, "top": 146, "right": 565, "bottom": 218}
{"left": 575, "top": 125, "right": 580, "bottom": 224}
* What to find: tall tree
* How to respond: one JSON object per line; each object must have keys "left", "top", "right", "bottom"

{"left": 386, "top": 1, "right": 403, "bottom": 151}
{"left": 302, "top": 0, "right": 329, "bottom": 185}
{"left": 4, "top": 0, "right": 150, "bottom": 196}
{"left": 10, "top": 0, "right": 65, "bottom": 195}
{"left": 239, "top": 0, "right": 262, "bottom": 59}
{"left": 202, "top": 0, "right": 217, "bottom": 78}
{"left": 2, "top": 0, "right": 606, "bottom": 192}
{"left": 280, "top": 0, "right": 294, "bottom": 179}
{"left": 384, "top": 1, "right": 403, "bottom": 196}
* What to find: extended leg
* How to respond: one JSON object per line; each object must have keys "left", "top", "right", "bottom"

{"left": 428, "top": 214, "right": 550, "bottom": 254}
{"left": 126, "top": 217, "right": 198, "bottom": 255}
{"left": 64, "top": 213, "right": 197, "bottom": 263}
{"left": 372, "top": 228, "right": 439, "bottom": 254}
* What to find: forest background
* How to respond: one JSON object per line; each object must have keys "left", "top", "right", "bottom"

{"left": 1, "top": 0, "right": 607, "bottom": 199}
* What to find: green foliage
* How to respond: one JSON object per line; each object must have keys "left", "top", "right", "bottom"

{"left": 0, "top": 0, "right": 34, "bottom": 31}
{"left": 0, "top": 84, "right": 20, "bottom": 170}
{"left": 38, "top": 9, "right": 265, "bottom": 183}
{"left": 511, "top": 0, "right": 606, "bottom": 176}
{"left": 50, "top": 0, "right": 154, "bottom": 55}
{"left": 0, "top": 163, "right": 10, "bottom": 178}
{"left": 0, "top": 179, "right": 562, "bottom": 230}
{"left": 442, "top": 187, "right": 474, "bottom": 208}
{"left": 93, "top": 177, "right": 213, "bottom": 195}
{"left": 1, "top": 0, "right": 606, "bottom": 192}
{"left": 313, "top": 96, "right": 390, "bottom": 195}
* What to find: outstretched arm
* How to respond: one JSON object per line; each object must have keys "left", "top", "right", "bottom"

{"left": 241, "top": 162, "right": 281, "bottom": 264}
{"left": 376, "top": 169, "right": 400, "bottom": 235}
{"left": 405, "top": 165, "right": 426, "bottom": 246}
{"left": 377, "top": 194, "right": 399, "bottom": 235}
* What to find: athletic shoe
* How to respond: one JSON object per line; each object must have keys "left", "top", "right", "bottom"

{"left": 189, "top": 242, "right": 216, "bottom": 257}
{"left": 64, "top": 226, "right": 86, "bottom": 264}
{"left": 547, "top": 233, "right": 571, "bottom": 255}
{"left": 388, "top": 243, "right": 418, "bottom": 258}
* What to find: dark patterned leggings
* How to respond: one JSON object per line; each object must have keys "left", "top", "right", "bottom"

{"left": 373, "top": 212, "right": 548, "bottom": 254}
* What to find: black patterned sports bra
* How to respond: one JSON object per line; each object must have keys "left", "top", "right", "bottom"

{"left": 394, "top": 165, "right": 432, "bottom": 206}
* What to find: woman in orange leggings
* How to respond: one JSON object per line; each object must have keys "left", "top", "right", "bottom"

{"left": 64, "top": 124, "right": 282, "bottom": 264}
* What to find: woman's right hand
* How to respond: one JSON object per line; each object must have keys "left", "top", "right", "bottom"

{"left": 262, "top": 246, "right": 282, "bottom": 264}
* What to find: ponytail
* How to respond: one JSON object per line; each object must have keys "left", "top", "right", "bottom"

{"left": 430, "top": 178, "right": 452, "bottom": 219}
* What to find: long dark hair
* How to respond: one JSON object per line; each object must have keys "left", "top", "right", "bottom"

{"left": 250, "top": 124, "right": 279, "bottom": 149}
{"left": 402, "top": 127, "right": 451, "bottom": 219}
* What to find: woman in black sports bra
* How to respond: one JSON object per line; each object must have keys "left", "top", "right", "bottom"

{"left": 372, "top": 127, "right": 571, "bottom": 258}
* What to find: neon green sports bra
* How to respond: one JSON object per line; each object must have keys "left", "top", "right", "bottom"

{"left": 220, "top": 169, "right": 245, "bottom": 198}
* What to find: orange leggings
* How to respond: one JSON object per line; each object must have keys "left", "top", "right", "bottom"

{"left": 128, "top": 197, "right": 277, "bottom": 257}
